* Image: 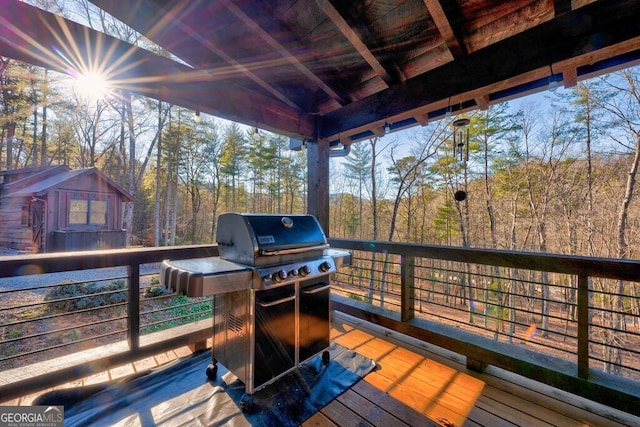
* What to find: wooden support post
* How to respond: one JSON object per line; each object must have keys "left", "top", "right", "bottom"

{"left": 307, "top": 139, "right": 330, "bottom": 233}
{"left": 127, "top": 263, "right": 140, "bottom": 350}
{"left": 577, "top": 273, "right": 589, "bottom": 379}
{"left": 466, "top": 357, "right": 487, "bottom": 373}
{"left": 401, "top": 255, "right": 415, "bottom": 322}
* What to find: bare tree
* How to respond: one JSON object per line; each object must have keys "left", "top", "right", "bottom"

{"left": 388, "top": 123, "right": 447, "bottom": 242}
{"left": 343, "top": 143, "right": 371, "bottom": 238}
{"left": 598, "top": 69, "right": 640, "bottom": 372}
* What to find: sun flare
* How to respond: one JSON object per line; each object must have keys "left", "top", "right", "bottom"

{"left": 74, "top": 72, "right": 110, "bottom": 101}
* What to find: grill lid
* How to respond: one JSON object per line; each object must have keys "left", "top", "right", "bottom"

{"left": 216, "top": 213, "right": 328, "bottom": 265}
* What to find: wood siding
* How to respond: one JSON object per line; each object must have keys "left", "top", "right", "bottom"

{"left": 0, "top": 196, "right": 37, "bottom": 252}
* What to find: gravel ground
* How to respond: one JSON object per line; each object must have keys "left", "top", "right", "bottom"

{"left": 0, "top": 248, "right": 160, "bottom": 292}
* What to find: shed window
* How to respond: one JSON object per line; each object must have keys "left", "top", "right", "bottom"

{"left": 21, "top": 205, "right": 30, "bottom": 227}
{"left": 70, "top": 199, "right": 107, "bottom": 225}
{"left": 89, "top": 200, "right": 107, "bottom": 224}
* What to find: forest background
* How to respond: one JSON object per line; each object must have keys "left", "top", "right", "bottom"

{"left": 2, "top": 1, "right": 640, "bottom": 263}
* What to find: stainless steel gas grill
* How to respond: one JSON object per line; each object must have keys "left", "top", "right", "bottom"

{"left": 160, "top": 213, "right": 350, "bottom": 396}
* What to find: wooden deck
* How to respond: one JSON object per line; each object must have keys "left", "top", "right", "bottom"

{"left": 3, "top": 312, "right": 640, "bottom": 427}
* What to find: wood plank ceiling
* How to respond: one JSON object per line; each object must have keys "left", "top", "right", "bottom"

{"left": 3, "top": 0, "right": 640, "bottom": 150}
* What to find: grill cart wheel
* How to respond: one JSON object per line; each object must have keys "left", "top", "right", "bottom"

{"left": 240, "top": 394, "right": 254, "bottom": 412}
{"left": 206, "top": 363, "right": 218, "bottom": 379}
{"left": 322, "top": 350, "right": 330, "bottom": 365}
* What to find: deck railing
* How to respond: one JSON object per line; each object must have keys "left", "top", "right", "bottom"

{"left": 327, "top": 238, "right": 640, "bottom": 417}
{"left": 1, "top": 241, "right": 640, "bottom": 416}
{"left": 0, "top": 245, "right": 219, "bottom": 401}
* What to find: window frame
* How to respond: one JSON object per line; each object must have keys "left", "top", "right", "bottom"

{"left": 68, "top": 195, "right": 108, "bottom": 226}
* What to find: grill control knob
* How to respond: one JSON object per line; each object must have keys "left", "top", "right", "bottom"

{"left": 299, "top": 265, "right": 311, "bottom": 277}
{"left": 319, "top": 261, "right": 331, "bottom": 272}
{"left": 289, "top": 268, "right": 299, "bottom": 277}
{"left": 272, "top": 270, "right": 287, "bottom": 283}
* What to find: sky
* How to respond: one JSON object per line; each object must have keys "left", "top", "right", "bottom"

{"left": 326, "top": 86, "right": 568, "bottom": 195}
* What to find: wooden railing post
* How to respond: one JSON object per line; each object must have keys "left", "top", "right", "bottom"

{"left": 577, "top": 272, "right": 589, "bottom": 379}
{"left": 128, "top": 263, "right": 140, "bottom": 350}
{"left": 401, "top": 255, "right": 415, "bottom": 322}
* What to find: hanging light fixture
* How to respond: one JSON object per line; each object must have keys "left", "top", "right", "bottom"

{"left": 384, "top": 120, "right": 391, "bottom": 134}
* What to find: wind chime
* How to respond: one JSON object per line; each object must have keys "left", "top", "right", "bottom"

{"left": 452, "top": 117, "right": 470, "bottom": 202}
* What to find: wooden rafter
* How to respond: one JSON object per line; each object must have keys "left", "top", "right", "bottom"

{"left": 423, "top": 0, "right": 465, "bottom": 58}
{"left": 222, "top": 0, "right": 346, "bottom": 106}
{"left": 553, "top": 0, "right": 573, "bottom": 16}
{"left": 95, "top": 0, "right": 303, "bottom": 111}
{"left": 3, "top": 0, "right": 640, "bottom": 145}
{"left": 316, "top": 0, "right": 391, "bottom": 87}
{"left": 464, "top": 1, "right": 555, "bottom": 54}
{"left": 321, "top": 39, "right": 640, "bottom": 144}
{"left": 175, "top": 8, "right": 303, "bottom": 110}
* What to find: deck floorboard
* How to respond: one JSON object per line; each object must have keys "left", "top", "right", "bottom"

{"left": 331, "top": 312, "right": 640, "bottom": 427}
{"left": 3, "top": 311, "right": 640, "bottom": 426}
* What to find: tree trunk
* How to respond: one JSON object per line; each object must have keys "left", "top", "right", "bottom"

{"left": 6, "top": 122, "right": 15, "bottom": 170}
{"left": 154, "top": 101, "right": 162, "bottom": 246}
{"left": 611, "top": 134, "right": 640, "bottom": 372}
{"left": 40, "top": 70, "right": 47, "bottom": 166}
{"left": 123, "top": 91, "right": 136, "bottom": 246}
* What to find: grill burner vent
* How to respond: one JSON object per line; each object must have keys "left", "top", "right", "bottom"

{"left": 227, "top": 312, "right": 244, "bottom": 336}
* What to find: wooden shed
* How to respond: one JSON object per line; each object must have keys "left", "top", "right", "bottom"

{"left": 0, "top": 165, "right": 133, "bottom": 252}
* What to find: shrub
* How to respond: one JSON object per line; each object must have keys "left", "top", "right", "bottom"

{"left": 348, "top": 293, "right": 367, "bottom": 303}
{"left": 143, "top": 285, "right": 170, "bottom": 298}
{"left": 141, "top": 295, "right": 212, "bottom": 334}
{"left": 45, "top": 280, "right": 127, "bottom": 312}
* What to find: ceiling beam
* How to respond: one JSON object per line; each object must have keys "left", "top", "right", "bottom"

{"left": 423, "top": 0, "right": 466, "bottom": 58}
{"left": 319, "top": 0, "right": 640, "bottom": 139}
{"left": 222, "top": 0, "right": 347, "bottom": 106}
{"left": 553, "top": 0, "right": 573, "bottom": 17}
{"left": 556, "top": 65, "right": 578, "bottom": 88}
{"left": 474, "top": 95, "right": 490, "bottom": 110}
{"left": 183, "top": 27, "right": 302, "bottom": 111}
{"left": 322, "top": 41, "right": 640, "bottom": 146}
{"left": 465, "top": 0, "right": 554, "bottom": 54}
{"left": 316, "top": 0, "right": 392, "bottom": 86}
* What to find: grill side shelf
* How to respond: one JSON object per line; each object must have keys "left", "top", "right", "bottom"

{"left": 325, "top": 249, "right": 351, "bottom": 268}
{"left": 161, "top": 258, "right": 253, "bottom": 297}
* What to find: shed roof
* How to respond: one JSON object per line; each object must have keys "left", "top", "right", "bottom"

{"left": 1, "top": 166, "right": 133, "bottom": 201}
{"left": 2, "top": 0, "right": 640, "bottom": 149}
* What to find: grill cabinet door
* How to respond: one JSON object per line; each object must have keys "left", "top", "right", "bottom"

{"left": 253, "top": 285, "right": 296, "bottom": 389}
{"left": 299, "top": 279, "right": 331, "bottom": 363}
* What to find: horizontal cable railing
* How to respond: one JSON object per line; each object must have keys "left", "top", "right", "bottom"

{"left": 328, "top": 238, "right": 640, "bottom": 416}
{"left": 0, "top": 245, "right": 218, "bottom": 401}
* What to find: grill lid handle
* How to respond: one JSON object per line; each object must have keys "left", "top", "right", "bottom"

{"left": 258, "top": 243, "right": 330, "bottom": 256}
